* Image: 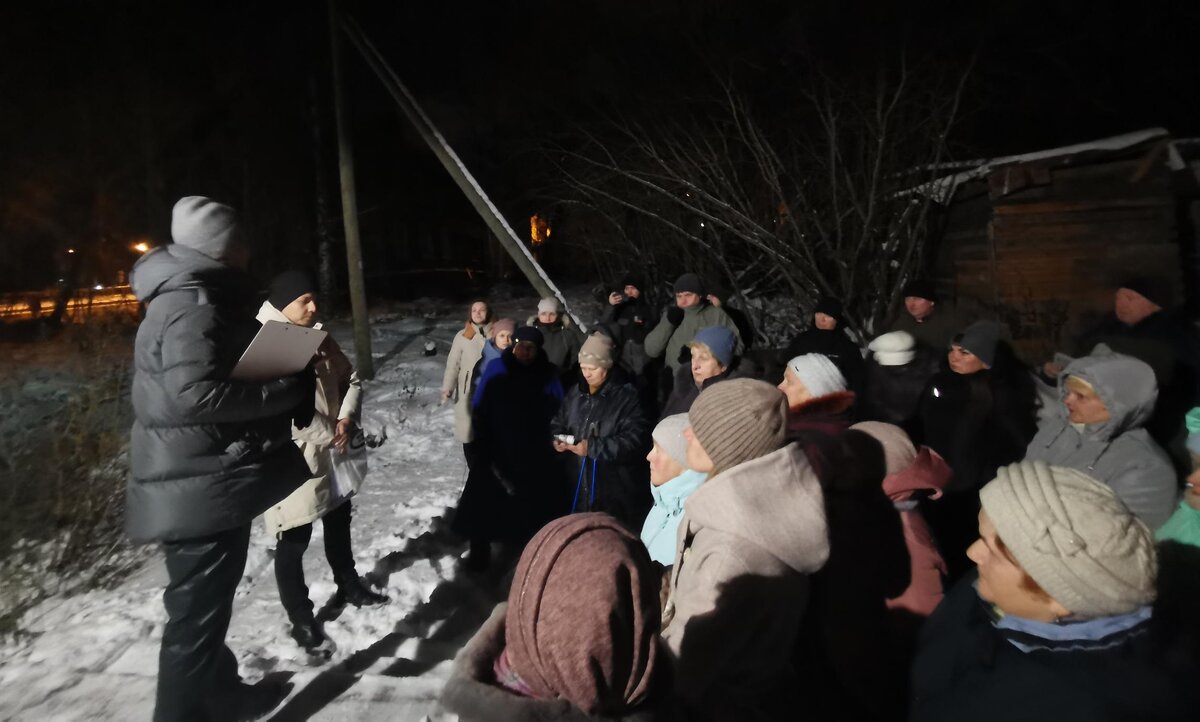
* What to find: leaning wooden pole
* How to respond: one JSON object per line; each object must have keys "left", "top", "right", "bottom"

{"left": 328, "top": 0, "right": 374, "bottom": 378}
{"left": 339, "top": 16, "right": 585, "bottom": 330}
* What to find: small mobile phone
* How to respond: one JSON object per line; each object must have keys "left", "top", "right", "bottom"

{"left": 554, "top": 434, "right": 576, "bottom": 445}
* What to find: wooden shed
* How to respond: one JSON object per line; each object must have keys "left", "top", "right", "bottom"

{"left": 926, "top": 129, "right": 1200, "bottom": 361}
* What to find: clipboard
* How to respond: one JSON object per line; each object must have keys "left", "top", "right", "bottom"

{"left": 231, "top": 320, "right": 328, "bottom": 381}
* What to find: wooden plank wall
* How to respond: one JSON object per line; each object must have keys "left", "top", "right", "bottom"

{"left": 942, "top": 155, "right": 1182, "bottom": 361}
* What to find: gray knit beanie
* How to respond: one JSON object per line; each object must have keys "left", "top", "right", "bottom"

{"left": 951, "top": 320, "right": 1001, "bottom": 368}
{"left": 652, "top": 414, "right": 690, "bottom": 467}
{"left": 170, "top": 196, "right": 241, "bottom": 263}
{"left": 688, "top": 378, "right": 788, "bottom": 475}
{"left": 980, "top": 460, "right": 1156, "bottom": 618}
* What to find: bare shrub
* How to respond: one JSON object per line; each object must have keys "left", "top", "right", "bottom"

{"left": 0, "top": 320, "right": 146, "bottom": 637}
{"left": 546, "top": 57, "right": 972, "bottom": 344}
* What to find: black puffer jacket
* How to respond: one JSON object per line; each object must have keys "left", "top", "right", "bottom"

{"left": 551, "top": 370, "right": 651, "bottom": 530}
{"left": 126, "top": 245, "right": 309, "bottom": 543}
{"left": 858, "top": 348, "right": 942, "bottom": 433}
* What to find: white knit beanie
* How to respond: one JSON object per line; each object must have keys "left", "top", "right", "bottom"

{"left": 869, "top": 331, "right": 916, "bottom": 367}
{"left": 171, "top": 196, "right": 241, "bottom": 263}
{"left": 651, "top": 414, "right": 690, "bottom": 467}
{"left": 785, "top": 354, "right": 847, "bottom": 398}
{"left": 537, "top": 297, "right": 561, "bottom": 314}
{"left": 980, "top": 460, "right": 1157, "bottom": 618}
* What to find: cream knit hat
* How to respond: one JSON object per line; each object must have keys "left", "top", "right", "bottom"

{"left": 688, "top": 378, "right": 788, "bottom": 475}
{"left": 578, "top": 333, "right": 615, "bottom": 369}
{"left": 980, "top": 460, "right": 1157, "bottom": 618}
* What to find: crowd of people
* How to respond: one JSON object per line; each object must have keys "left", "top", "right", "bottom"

{"left": 126, "top": 196, "right": 1200, "bottom": 720}
{"left": 439, "top": 271, "right": 1200, "bottom": 721}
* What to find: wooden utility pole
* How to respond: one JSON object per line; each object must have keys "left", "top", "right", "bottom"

{"left": 327, "top": 0, "right": 374, "bottom": 378}
{"left": 338, "top": 16, "right": 584, "bottom": 330}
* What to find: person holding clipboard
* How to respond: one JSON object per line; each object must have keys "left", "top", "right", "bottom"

{"left": 256, "top": 271, "right": 387, "bottom": 660}
{"left": 127, "top": 197, "right": 315, "bottom": 721}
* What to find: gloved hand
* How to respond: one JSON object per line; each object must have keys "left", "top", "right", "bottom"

{"left": 666, "top": 306, "right": 684, "bottom": 326}
{"left": 291, "top": 365, "right": 317, "bottom": 430}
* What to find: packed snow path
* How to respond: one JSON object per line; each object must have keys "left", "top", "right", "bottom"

{"left": 0, "top": 301, "right": 544, "bottom": 721}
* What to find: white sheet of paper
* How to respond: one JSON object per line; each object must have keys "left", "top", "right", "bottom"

{"left": 230, "top": 321, "right": 327, "bottom": 381}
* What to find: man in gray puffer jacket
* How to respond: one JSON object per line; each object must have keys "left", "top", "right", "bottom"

{"left": 1025, "top": 347, "right": 1177, "bottom": 529}
{"left": 128, "top": 196, "right": 312, "bottom": 721}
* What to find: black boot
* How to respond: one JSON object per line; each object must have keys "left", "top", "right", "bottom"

{"left": 335, "top": 574, "right": 388, "bottom": 608}
{"left": 289, "top": 618, "right": 336, "bottom": 660}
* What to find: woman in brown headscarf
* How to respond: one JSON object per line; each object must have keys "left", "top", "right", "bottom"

{"left": 441, "top": 513, "right": 670, "bottom": 720}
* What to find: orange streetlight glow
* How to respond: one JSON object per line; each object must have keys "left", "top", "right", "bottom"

{"left": 133, "top": 242, "right": 150, "bottom": 253}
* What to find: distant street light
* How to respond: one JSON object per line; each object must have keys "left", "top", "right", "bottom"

{"left": 67, "top": 248, "right": 75, "bottom": 254}
{"left": 133, "top": 242, "right": 150, "bottom": 253}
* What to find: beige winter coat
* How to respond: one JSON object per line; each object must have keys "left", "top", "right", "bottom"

{"left": 256, "top": 302, "right": 363, "bottom": 535}
{"left": 662, "top": 443, "right": 829, "bottom": 721}
{"left": 443, "top": 323, "right": 489, "bottom": 442}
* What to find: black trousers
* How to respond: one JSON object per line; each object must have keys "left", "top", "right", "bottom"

{"left": 155, "top": 524, "right": 250, "bottom": 722}
{"left": 273, "top": 499, "right": 355, "bottom": 623}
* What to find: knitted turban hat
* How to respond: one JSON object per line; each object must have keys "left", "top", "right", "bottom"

{"left": 688, "top": 378, "right": 789, "bottom": 475}
{"left": 980, "top": 460, "right": 1156, "bottom": 618}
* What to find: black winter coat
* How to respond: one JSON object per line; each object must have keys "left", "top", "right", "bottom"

{"left": 550, "top": 371, "right": 651, "bottom": 531}
{"left": 456, "top": 350, "right": 565, "bottom": 542}
{"left": 126, "top": 245, "right": 309, "bottom": 543}
{"left": 784, "top": 328, "right": 865, "bottom": 391}
{"left": 911, "top": 572, "right": 1195, "bottom": 722}
{"left": 603, "top": 296, "right": 653, "bottom": 346}
{"left": 858, "top": 349, "right": 942, "bottom": 433}
{"left": 916, "top": 364, "right": 1036, "bottom": 494}
{"left": 659, "top": 362, "right": 747, "bottom": 419}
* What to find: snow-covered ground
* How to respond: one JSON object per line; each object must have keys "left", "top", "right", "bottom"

{"left": 0, "top": 296, "right": 555, "bottom": 721}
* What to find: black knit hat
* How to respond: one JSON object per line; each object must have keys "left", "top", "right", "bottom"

{"left": 901, "top": 280, "right": 939, "bottom": 303}
{"left": 513, "top": 325, "right": 545, "bottom": 348}
{"left": 673, "top": 273, "right": 704, "bottom": 296}
{"left": 620, "top": 273, "right": 645, "bottom": 293}
{"left": 813, "top": 296, "right": 844, "bottom": 324}
{"left": 268, "top": 270, "right": 315, "bottom": 310}
{"left": 1117, "top": 277, "right": 1171, "bottom": 308}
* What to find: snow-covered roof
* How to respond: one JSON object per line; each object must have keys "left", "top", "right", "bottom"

{"left": 904, "top": 128, "right": 1191, "bottom": 203}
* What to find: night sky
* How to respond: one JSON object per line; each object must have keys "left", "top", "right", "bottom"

{"left": 1, "top": 0, "right": 1197, "bottom": 293}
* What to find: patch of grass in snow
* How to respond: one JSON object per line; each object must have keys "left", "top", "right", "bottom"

{"left": 0, "top": 322, "right": 146, "bottom": 637}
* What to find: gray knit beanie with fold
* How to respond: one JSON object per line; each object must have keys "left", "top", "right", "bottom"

{"left": 171, "top": 196, "right": 241, "bottom": 263}
{"left": 688, "top": 378, "right": 789, "bottom": 475}
{"left": 980, "top": 460, "right": 1156, "bottom": 618}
